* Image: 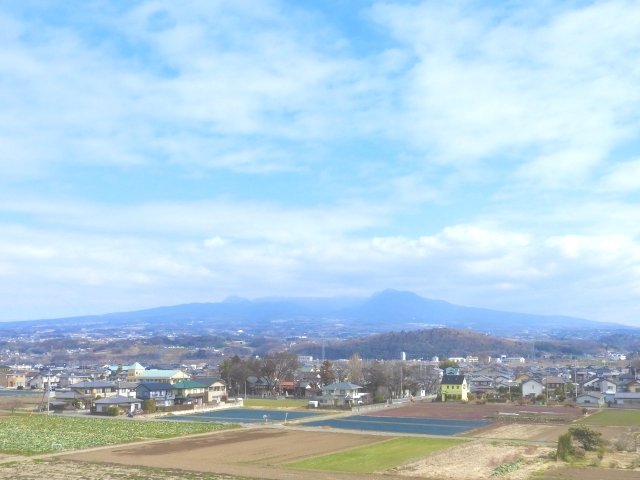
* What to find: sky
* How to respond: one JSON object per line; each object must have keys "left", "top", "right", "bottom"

{"left": 2, "top": 0, "right": 640, "bottom": 324}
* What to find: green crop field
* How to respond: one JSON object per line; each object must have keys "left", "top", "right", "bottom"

{"left": 284, "top": 437, "right": 467, "bottom": 473}
{"left": 577, "top": 409, "right": 640, "bottom": 426}
{"left": 0, "top": 415, "right": 236, "bottom": 454}
{"left": 243, "top": 399, "right": 308, "bottom": 408}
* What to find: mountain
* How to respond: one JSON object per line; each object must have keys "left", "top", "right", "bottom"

{"left": 340, "top": 289, "right": 606, "bottom": 332}
{"left": 2, "top": 289, "right": 639, "bottom": 340}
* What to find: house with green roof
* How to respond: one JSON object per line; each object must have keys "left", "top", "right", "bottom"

{"left": 172, "top": 380, "right": 207, "bottom": 405}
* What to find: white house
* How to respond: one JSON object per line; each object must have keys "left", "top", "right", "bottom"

{"left": 318, "top": 382, "right": 367, "bottom": 406}
{"left": 522, "top": 379, "right": 544, "bottom": 398}
{"left": 576, "top": 392, "right": 606, "bottom": 406}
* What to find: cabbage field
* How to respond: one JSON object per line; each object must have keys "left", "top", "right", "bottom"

{"left": 0, "top": 415, "right": 235, "bottom": 454}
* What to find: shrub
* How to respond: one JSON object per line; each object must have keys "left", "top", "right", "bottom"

{"left": 467, "top": 393, "right": 476, "bottom": 401}
{"left": 582, "top": 407, "right": 588, "bottom": 415}
{"left": 221, "top": 395, "right": 228, "bottom": 402}
{"left": 17, "top": 386, "right": 24, "bottom": 390}
{"left": 142, "top": 399, "right": 156, "bottom": 413}
{"left": 95, "top": 395, "right": 102, "bottom": 400}
{"left": 373, "top": 395, "right": 386, "bottom": 404}
{"left": 572, "top": 446, "right": 585, "bottom": 458}
{"left": 557, "top": 432, "right": 572, "bottom": 461}
{"left": 597, "top": 445, "right": 606, "bottom": 460}
{"left": 107, "top": 406, "right": 119, "bottom": 416}
{"left": 536, "top": 394, "right": 547, "bottom": 402}
{"left": 558, "top": 395, "right": 566, "bottom": 402}
{"left": 569, "top": 425, "right": 604, "bottom": 451}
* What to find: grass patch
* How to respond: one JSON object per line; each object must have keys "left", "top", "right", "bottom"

{"left": 284, "top": 437, "right": 466, "bottom": 473}
{"left": 0, "top": 415, "right": 237, "bottom": 454}
{"left": 577, "top": 410, "right": 640, "bottom": 427}
{"left": 243, "top": 399, "right": 308, "bottom": 408}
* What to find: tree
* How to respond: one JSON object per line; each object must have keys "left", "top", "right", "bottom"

{"left": 3, "top": 398, "right": 24, "bottom": 413}
{"left": 107, "top": 406, "right": 119, "bottom": 416}
{"left": 556, "top": 432, "right": 572, "bottom": 461}
{"left": 363, "top": 361, "right": 391, "bottom": 397}
{"left": 438, "top": 360, "right": 459, "bottom": 370}
{"left": 142, "top": 399, "right": 156, "bottom": 413}
{"left": 218, "top": 358, "right": 233, "bottom": 389}
{"left": 320, "top": 360, "right": 335, "bottom": 386}
{"left": 568, "top": 426, "right": 604, "bottom": 451}
{"left": 250, "top": 352, "right": 300, "bottom": 395}
{"left": 347, "top": 354, "right": 363, "bottom": 385}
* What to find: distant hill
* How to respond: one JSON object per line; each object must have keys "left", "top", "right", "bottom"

{"left": 289, "top": 328, "right": 604, "bottom": 360}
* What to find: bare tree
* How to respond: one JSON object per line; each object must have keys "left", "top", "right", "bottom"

{"left": 250, "top": 352, "right": 300, "bottom": 395}
{"left": 347, "top": 354, "right": 363, "bottom": 385}
{"left": 2, "top": 397, "right": 24, "bottom": 413}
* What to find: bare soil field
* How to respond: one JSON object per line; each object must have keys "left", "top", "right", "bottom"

{"left": 538, "top": 465, "right": 640, "bottom": 480}
{"left": 371, "top": 402, "right": 582, "bottom": 422}
{"left": 393, "top": 440, "right": 555, "bottom": 479}
{"left": 472, "top": 423, "right": 628, "bottom": 442}
{"left": 64, "top": 427, "right": 410, "bottom": 480}
{"left": 0, "top": 459, "right": 244, "bottom": 479}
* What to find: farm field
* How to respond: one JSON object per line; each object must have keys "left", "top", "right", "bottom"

{"left": 577, "top": 409, "right": 640, "bottom": 426}
{"left": 285, "top": 437, "right": 466, "bottom": 473}
{"left": 394, "top": 440, "right": 555, "bottom": 479}
{"left": 0, "top": 415, "right": 234, "bottom": 454}
{"left": 302, "top": 415, "right": 490, "bottom": 436}
{"left": 473, "top": 422, "right": 628, "bottom": 442}
{"left": 0, "top": 459, "right": 245, "bottom": 480}
{"left": 0, "top": 390, "right": 40, "bottom": 397}
{"left": 163, "top": 408, "right": 320, "bottom": 423}
{"left": 243, "top": 398, "right": 308, "bottom": 408}
{"left": 65, "top": 428, "right": 404, "bottom": 480}
{"left": 370, "top": 402, "right": 581, "bottom": 422}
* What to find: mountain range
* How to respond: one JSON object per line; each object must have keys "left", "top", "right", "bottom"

{"left": 2, "top": 289, "right": 639, "bottom": 340}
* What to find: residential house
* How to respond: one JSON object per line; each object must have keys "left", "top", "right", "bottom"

{"left": 114, "top": 381, "right": 139, "bottom": 398}
{"left": 193, "top": 377, "right": 227, "bottom": 402}
{"left": 522, "top": 379, "right": 544, "bottom": 398}
{"left": 279, "top": 381, "right": 295, "bottom": 396}
{"left": 70, "top": 380, "right": 117, "bottom": 400}
{"left": 93, "top": 395, "right": 142, "bottom": 414}
{"left": 59, "top": 373, "right": 91, "bottom": 388}
{"left": 172, "top": 380, "right": 207, "bottom": 405}
{"left": 576, "top": 392, "right": 606, "bottom": 407}
{"left": 135, "top": 382, "right": 176, "bottom": 407}
{"left": 27, "top": 372, "right": 59, "bottom": 390}
{"left": 469, "top": 375, "right": 494, "bottom": 395}
{"left": 440, "top": 375, "right": 468, "bottom": 401}
{"left": 106, "top": 362, "right": 146, "bottom": 381}
{"left": 614, "top": 392, "right": 640, "bottom": 407}
{"left": 318, "top": 382, "right": 366, "bottom": 406}
{"left": 542, "top": 376, "right": 565, "bottom": 391}
{"left": 623, "top": 380, "right": 640, "bottom": 393}
{"left": 0, "top": 371, "right": 26, "bottom": 388}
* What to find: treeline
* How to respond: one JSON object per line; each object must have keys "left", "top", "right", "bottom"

{"left": 291, "top": 328, "right": 534, "bottom": 360}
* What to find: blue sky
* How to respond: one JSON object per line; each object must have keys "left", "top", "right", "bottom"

{"left": 2, "top": 0, "right": 640, "bottom": 324}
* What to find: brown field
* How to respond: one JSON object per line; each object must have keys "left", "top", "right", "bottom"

{"left": 394, "top": 440, "right": 555, "bottom": 479}
{"left": 370, "top": 402, "right": 582, "bottom": 422}
{"left": 538, "top": 465, "right": 640, "bottom": 480}
{"left": 0, "top": 459, "right": 243, "bottom": 479}
{"left": 472, "top": 423, "right": 629, "bottom": 442}
{"left": 64, "top": 427, "right": 410, "bottom": 480}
